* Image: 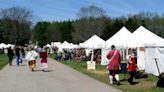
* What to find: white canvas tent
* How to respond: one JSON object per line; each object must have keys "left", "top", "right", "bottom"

{"left": 0, "top": 43, "right": 6, "bottom": 49}
{"left": 51, "top": 42, "right": 61, "bottom": 47}
{"left": 59, "top": 41, "right": 78, "bottom": 49}
{"left": 46, "top": 44, "right": 51, "bottom": 48}
{"left": 106, "top": 26, "right": 132, "bottom": 48}
{"left": 6, "top": 44, "right": 15, "bottom": 49}
{"left": 102, "top": 27, "right": 132, "bottom": 65}
{"left": 128, "top": 26, "right": 164, "bottom": 47}
{"left": 79, "top": 35, "right": 105, "bottom": 62}
{"left": 145, "top": 47, "right": 164, "bottom": 76}
{"left": 0, "top": 43, "right": 14, "bottom": 49}
{"left": 79, "top": 35, "right": 105, "bottom": 49}
{"left": 129, "top": 26, "right": 164, "bottom": 72}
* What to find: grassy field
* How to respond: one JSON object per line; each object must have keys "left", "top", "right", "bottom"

{"left": 49, "top": 54, "right": 164, "bottom": 92}
{"left": 0, "top": 54, "right": 8, "bottom": 70}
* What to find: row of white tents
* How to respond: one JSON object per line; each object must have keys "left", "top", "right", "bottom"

{"left": 51, "top": 25, "right": 164, "bottom": 76}
{"left": 53, "top": 25, "right": 164, "bottom": 49}
{"left": 106, "top": 26, "right": 164, "bottom": 48}
{"left": 0, "top": 43, "right": 15, "bottom": 49}
{"left": 0, "top": 25, "right": 162, "bottom": 76}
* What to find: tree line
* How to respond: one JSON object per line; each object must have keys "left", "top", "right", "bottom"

{"left": 0, "top": 6, "right": 164, "bottom": 46}
{"left": 0, "top": 6, "right": 32, "bottom": 45}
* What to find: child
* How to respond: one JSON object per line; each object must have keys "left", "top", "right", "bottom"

{"left": 127, "top": 52, "right": 137, "bottom": 84}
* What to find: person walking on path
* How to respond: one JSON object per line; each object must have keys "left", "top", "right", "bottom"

{"left": 15, "top": 45, "right": 21, "bottom": 66}
{"left": 25, "top": 47, "right": 38, "bottom": 71}
{"left": 127, "top": 51, "right": 137, "bottom": 84}
{"left": 7, "top": 47, "right": 14, "bottom": 66}
{"left": 40, "top": 48, "right": 48, "bottom": 71}
{"left": 21, "top": 46, "right": 25, "bottom": 59}
{"left": 106, "top": 45, "right": 121, "bottom": 85}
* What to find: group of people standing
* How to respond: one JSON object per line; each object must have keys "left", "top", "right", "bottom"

{"left": 7, "top": 45, "right": 49, "bottom": 72}
{"left": 106, "top": 45, "right": 137, "bottom": 85}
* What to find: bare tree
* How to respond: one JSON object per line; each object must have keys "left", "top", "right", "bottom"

{"left": 77, "top": 5, "right": 106, "bottom": 19}
{"left": 73, "top": 5, "right": 107, "bottom": 43}
{"left": 0, "top": 6, "right": 32, "bottom": 23}
{"left": 0, "top": 6, "right": 33, "bottom": 45}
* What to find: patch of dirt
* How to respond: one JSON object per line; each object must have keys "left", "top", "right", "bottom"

{"left": 120, "top": 80, "right": 156, "bottom": 90}
{"left": 132, "top": 81, "right": 155, "bottom": 89}
{"left": 91, "top": 70, "right": 107, "bottom": 75}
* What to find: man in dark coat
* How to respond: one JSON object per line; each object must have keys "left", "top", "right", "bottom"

{"left": 7, "top": 47, "right": 14, "bottom": 66}
{"left": 15, "top": 46, "right": 21, "bottom": 66}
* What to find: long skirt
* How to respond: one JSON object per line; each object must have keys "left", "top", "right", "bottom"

{"left": 41, "top": 63, "right": 48, "bottom": 70}
{"left": 28, "top": 60, "right": 36, "bottom": 71}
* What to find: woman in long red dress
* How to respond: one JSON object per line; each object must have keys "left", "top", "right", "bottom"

{"left": 40, "top": 49, "right": 48, "bottom": 71}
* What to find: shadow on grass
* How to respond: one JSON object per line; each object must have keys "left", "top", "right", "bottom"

{"left": 129, "top": 81, "right": 139, "bottom": 85}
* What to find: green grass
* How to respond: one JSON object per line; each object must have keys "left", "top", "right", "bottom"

{"left": 60, "top": 60, "right": 110, "bottom": 83}
{"left": 0, "top": 54, "right": 8, "bottom": 70}
{"left": 49, "top": 53, "right": 56, "bottom": 59}
{"left": 49, "top": 54, "right": 164, "bottom": 92}
{"left": 60, "top": 61, "right": 164, "bottom": 92}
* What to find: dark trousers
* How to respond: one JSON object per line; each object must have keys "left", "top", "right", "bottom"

{"left": 8, "top": 57, "right": 13, "bottom": 66}
{"left": 128, "top": 71, "right": 136, "bottom": 83}
{"left": 16, "top": 56, "right": 21, "bottom": 66}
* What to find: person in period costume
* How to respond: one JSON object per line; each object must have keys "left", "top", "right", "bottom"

{"left": 127, "top": 52, "right": 137, "bottom": 84}
{"left": 40, "top": 49, "right": 48, "bottom": 71}
{"left": 106, "top": 45, "right": 121, "bottom": 85}
{"left": 25, "top": 47, "right": 38, "bottom": 71}
{"left": 7, "top": 47, "right": 14, "bottom": 66}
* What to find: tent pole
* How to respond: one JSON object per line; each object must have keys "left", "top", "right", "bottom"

{"left": 91, "top": 49, "right": 94, "bottom": 61}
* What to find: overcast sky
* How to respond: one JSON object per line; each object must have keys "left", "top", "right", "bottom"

{"left": 0, "top": 0, "right": 163, "bottom": 21}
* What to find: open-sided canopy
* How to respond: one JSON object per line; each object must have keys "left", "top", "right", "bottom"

{"left": 79, "top": 35, "right": 105, "bottom": 49}
{"left": 59, "top": 41, "right": 78, "bottom": 49}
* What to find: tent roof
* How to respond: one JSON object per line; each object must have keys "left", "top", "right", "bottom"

{"left": 46, "top": 44, "right": 51, "bottom": 48}
{"left": 59, "top": 41, "right": 78, "bottom": 49}
{"left": 0, "top": 43, "right": 6, "bottom": 48}
{"left": 0, "top": 43, "right": 15, "bottom": 49}
{"left": 79, "top": 35, "right": 105, "bottom": 49}
{"left": 106, "top": 26, "right": 132, "bottom": 48}
{"left": 129, "top": 26, "right": 164, "bottom": 47}
{"left": 51, "top": 42, "right": 61, "bottom": 47}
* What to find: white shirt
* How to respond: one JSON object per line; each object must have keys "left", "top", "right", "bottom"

{"left": 25, "top": 50, "right": 38, "bottom": 61}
